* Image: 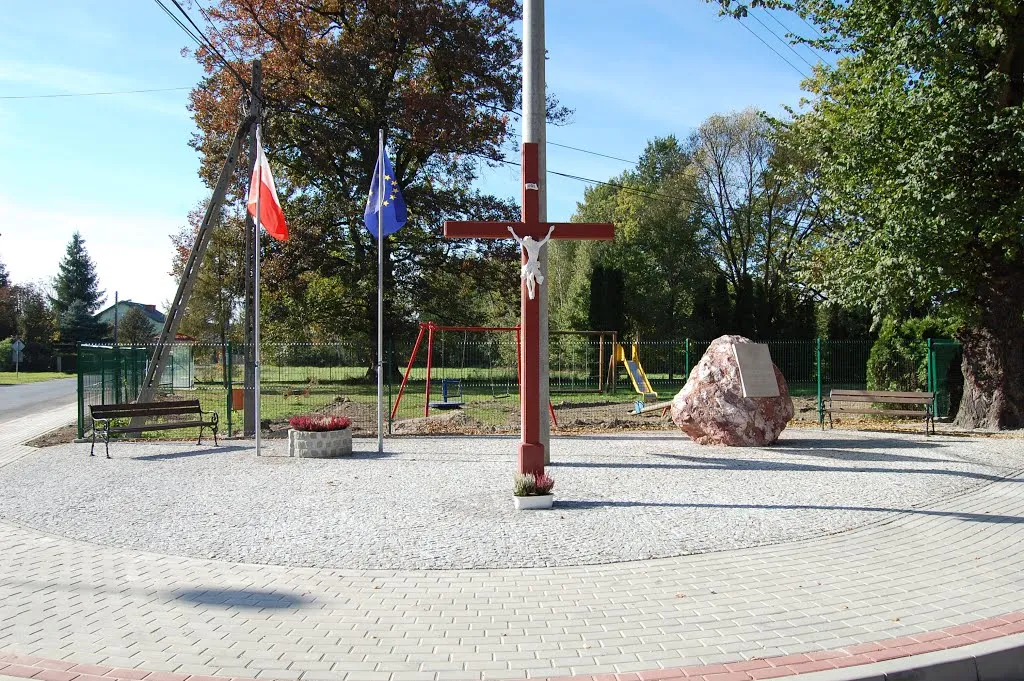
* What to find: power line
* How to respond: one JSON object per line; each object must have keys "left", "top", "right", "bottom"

{"left": 193, "top": 0, "right": 249, "bottom": 72}
{"left": 152, "top": 0, "right": 249, "bottom": 91}
{"left": 751, "top": 10, "right": 820, "bottom": 69}
{"left": 168, "top": 0, "right": 249, "bottom": 90}
{"left": 548, "top": 141, "right": 636, "bottom": 165}
{"left": 735, "top": 18, "right": 810, "bottom": 79}
{"left": 760, "top": 9, "right": 828, "bottom": 62}
{"left": 0, "top": 86, "right": 191, "bottom": 100}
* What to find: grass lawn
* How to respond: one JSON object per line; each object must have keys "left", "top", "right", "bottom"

{"left": 0, "top": 371, "right": 74, "bottom": 385}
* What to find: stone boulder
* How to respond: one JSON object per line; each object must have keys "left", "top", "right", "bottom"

{"left": 670, "top": 335, "right": 794, "bottom": 446}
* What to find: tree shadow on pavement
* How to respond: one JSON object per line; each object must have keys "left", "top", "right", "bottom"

{"left": 172, "top": 588, "right": 311, "bottom": 609}
{"left": 554, "top": 452, "right": 1009, "bottom": 483}
{"left": 554, "top": 499, "right": 1024, "bottom": 523}
{"left": 131, "top": 445, "right": 250, "bottom": 461}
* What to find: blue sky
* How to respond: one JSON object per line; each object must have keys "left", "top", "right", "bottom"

{"left": 0, "top": 0, "right": 817, "bottom": 310}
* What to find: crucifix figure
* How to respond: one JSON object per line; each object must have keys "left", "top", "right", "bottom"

{"left": 508, "top": 224, "right": 555, "bottom": 299}
{"left": 444, "top": 143, "right": 614, "bottom": 476}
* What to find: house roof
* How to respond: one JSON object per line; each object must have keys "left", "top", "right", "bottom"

{"left": 94, "top": 301, "right": 166, "bottom": 325}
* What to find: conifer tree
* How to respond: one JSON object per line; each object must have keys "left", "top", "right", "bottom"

{"left": 52, "top": 231, "right": 104, "bottom": 316}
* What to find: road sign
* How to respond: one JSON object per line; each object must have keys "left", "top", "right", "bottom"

{"left": 11, "top": 339, "right": 24, "bottom": 370}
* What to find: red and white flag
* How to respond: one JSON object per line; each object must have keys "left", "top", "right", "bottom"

{"left": 247, "top": 128, "right": 289, "bottom": 241}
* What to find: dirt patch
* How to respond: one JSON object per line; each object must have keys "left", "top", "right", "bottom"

{"left": 25, "top": 424, "right": 79, "bottom": 448}
{"left": 391, "top": 410, "right": 509, "bottom": 435}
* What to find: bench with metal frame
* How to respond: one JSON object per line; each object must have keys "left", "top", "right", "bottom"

{"left": 823, "top": 389, "right": 935, "bottom": 434}
{"left": 89, "top": 400, "right": 219, "bottom": 458}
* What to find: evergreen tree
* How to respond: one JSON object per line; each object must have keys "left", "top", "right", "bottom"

{"left": 58, "top": 300, "right": 106, "bottom": 345}
{"left": 52, "top": 232, "right": 104, "bottom": 315}
{"left": 117, "top": 306, "right": 156, "bottom": 346}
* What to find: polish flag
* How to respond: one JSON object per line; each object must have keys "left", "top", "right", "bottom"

{"left": 247, "top": 128, "right": 289, "bottom": 241}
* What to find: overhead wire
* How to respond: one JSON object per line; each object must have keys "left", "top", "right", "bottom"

{"left": 749, "top": 11, "right": 818, "bottom": 69}
{"left": 735, "top": 19, "right": 810, "bottom": 79}
{"left": 759, "top": 9, "right": 829, "bottom": 62}
{"left": 0, "top": 86, "right": 192, "bottom": 100}
{"left": 152, "top": 0, "right": 250, "bottom": 91}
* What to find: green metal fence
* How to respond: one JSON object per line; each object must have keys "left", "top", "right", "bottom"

{"left": 77, "top": 336, "right": 965, "bottom": 438}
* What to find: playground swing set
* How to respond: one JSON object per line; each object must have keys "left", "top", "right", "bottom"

{"left": 390, "top": 322, "right": 671, "bottom": 422}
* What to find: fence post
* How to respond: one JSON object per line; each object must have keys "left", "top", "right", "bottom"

{"left": 388, "top": 336, "right": 394, "bottom": 435}
{"left": 77, "top": 344, "right": 84, "bottom": 439}
{"left": 816, "top": 337, "right": 823, "bottom": 425}
{"left": 113, "top": 345, "right": 122, "bottom": 405}
{"left": 685, "top": 338, "right": 690, "bottom": 378}
{"left": 226, "top": 342, "right": 234, "bottom": 438}
{"left": 927, "top": 338, "right": 936, "bottom": 417}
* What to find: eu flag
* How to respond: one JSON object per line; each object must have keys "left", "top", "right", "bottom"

{"left": 364, "top": 149, "right": 407, "bottom": 238}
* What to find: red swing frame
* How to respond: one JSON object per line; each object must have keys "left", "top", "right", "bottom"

{"left": 390, "top": 321, "right": 557, "bottom": 426}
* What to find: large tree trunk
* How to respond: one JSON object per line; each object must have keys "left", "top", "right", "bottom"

{"left": 954, "top": 298, "right": 1024, "bottom": 429}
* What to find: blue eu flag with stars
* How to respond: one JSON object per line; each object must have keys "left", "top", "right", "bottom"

{"left": 364, "top": 149, "right": 407, "bottom": 238}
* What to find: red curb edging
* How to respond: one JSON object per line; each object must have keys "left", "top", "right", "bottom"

{"left": 0, "top": 611, "right": 1022, "bottom": 681}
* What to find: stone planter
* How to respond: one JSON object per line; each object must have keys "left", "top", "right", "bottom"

{"left": 514, "top": 494, "right": 553, "bottom": 510}
{"left": 287, "top": 428, "right": 352, "bottom": 458}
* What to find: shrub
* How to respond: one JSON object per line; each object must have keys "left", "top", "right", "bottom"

{"left": 866, "top": 316, "right": 959, "bottom": 392}
{"left": 288, "top": 415, "right": 351, "bottom": 431}
{"left": 513, "top": 472, "right": 555, "bottom": 496}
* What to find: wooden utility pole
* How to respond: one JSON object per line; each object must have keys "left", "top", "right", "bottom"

{"left": 138, "top": 60, "right": 260, "bottom": 408}
{"left": 242, "top": 60, "right": 263, "bottom": 436}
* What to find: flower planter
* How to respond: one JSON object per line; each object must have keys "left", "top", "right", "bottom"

{"left": 287, "top": 428, "right": 352, "bottom": 458}
{"left": 514, "top": 494, "right": 553, "bottom": 510}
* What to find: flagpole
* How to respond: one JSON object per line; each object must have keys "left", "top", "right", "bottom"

{"left": 254, "top": 125, "right": 263, "bottom": 458}
{"left": 377, "top": 129, "right": 385, "bottom": 454}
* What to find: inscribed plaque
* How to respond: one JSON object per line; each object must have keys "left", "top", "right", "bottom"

{"left": 732, "top": 343, "right": 780, "bottom": 398}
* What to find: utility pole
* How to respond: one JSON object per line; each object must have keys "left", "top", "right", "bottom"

{"left": 137, "top": 61, "right": 259, "bottom": 409}
{"left": 242, "top": 60, "right": 262, "bottom": 436}
{"left": 523, "top": 0, "right": 551, "bottom": 462}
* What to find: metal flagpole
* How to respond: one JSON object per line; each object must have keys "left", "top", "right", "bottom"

{"left": 377, "top": 129, "right": 385, "bottom": 454}
{"left": 254, "top": 125, "right": 263, "bottom": 457}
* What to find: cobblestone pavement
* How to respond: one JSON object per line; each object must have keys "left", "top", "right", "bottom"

{"left": 0, "top": 408, "right": 1023, "bottom": 681}
{"left": 1, "top": 430, "right": 1023, "bottom": 569}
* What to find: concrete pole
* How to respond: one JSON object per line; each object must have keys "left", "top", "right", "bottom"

{"left": 522, "top": 0, "right": 550, "bottom": 462}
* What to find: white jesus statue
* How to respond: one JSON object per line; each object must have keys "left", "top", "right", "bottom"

{"left": 508, "top": 225, "right": 555, "bottom": 300}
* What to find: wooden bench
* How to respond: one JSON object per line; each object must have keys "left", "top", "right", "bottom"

{"left": 823, "top": 389, "right": 935, "bottom": 434}
{"left": 89, "top": 400, "right": 219, "bottom": 458}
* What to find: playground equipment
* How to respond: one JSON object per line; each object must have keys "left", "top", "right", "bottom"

{"left": 615, "top": 343, "right": 658, "bottom": 409}
{"left": 391, "top": 322, "right": 558, "bottom": 425}
{"left": 549, "top": 330, "right": 618, "bottom": 393}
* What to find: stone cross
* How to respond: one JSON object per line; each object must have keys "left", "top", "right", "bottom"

{"left": 444, "top": 143, "right": 614, "bottom": 476}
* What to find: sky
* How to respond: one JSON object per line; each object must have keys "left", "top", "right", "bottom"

{"left": 0, "top": 0, "right": 819, "bottom": 312}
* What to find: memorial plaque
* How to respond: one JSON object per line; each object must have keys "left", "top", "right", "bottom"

{"left": 732, "top": 343, "right": 780, "bottom": 398}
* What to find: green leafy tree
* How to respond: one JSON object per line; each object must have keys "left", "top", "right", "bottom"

{"left": 550, "top": 137, "right": 715, "bottom": 339}
{"left": 687, "top": 110, "right": 819, "bottom": 338}
{"left": 117, "top": 306, "right": 156, "bottom": 346}
{"left": 53, "top": 231, "right": 104, "bottom": 316}
{"left": 189, "top": 0, "right": 558, "bottom": 373}
{"left": 716, "top": 0, "right": 1024, "bottom": 428}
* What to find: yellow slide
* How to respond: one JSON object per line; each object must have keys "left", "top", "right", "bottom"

{"left": 615, "top": 343, "right": 658, "bottom": 402}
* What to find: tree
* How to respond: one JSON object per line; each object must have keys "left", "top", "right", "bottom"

{"left": 59, "top": 300, "right": 106, "bottom": 345}
{"left": 118, "top": 306, "right": 156, "bottom": 346}
{"left": 53, "top": 231, "right": 104, "bottom": 316}
{"left": 170, "top": 204, "right": 245, "bottom": 344}
{"left": 13, "top": 285, "right": 56, "bottom": 370}
{"left": 186, "top": 0, "right": 556, "bottom": 370}
{"left": 687, "top": 110, "right": 819, "bottom": 337}
{"left": 716, "top": 0, "right": 1024, "bottom": 428}
{"left": 550, "top": 137, "right": 716, "bottom": 339}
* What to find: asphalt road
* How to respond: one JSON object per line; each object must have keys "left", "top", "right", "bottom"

{"left": 0, "top": 378, "right": 77, "bottom": 422}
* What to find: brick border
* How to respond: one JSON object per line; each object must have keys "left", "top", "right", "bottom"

{"left": 1, "top": 612, "right": 1022, "bottom": 681}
